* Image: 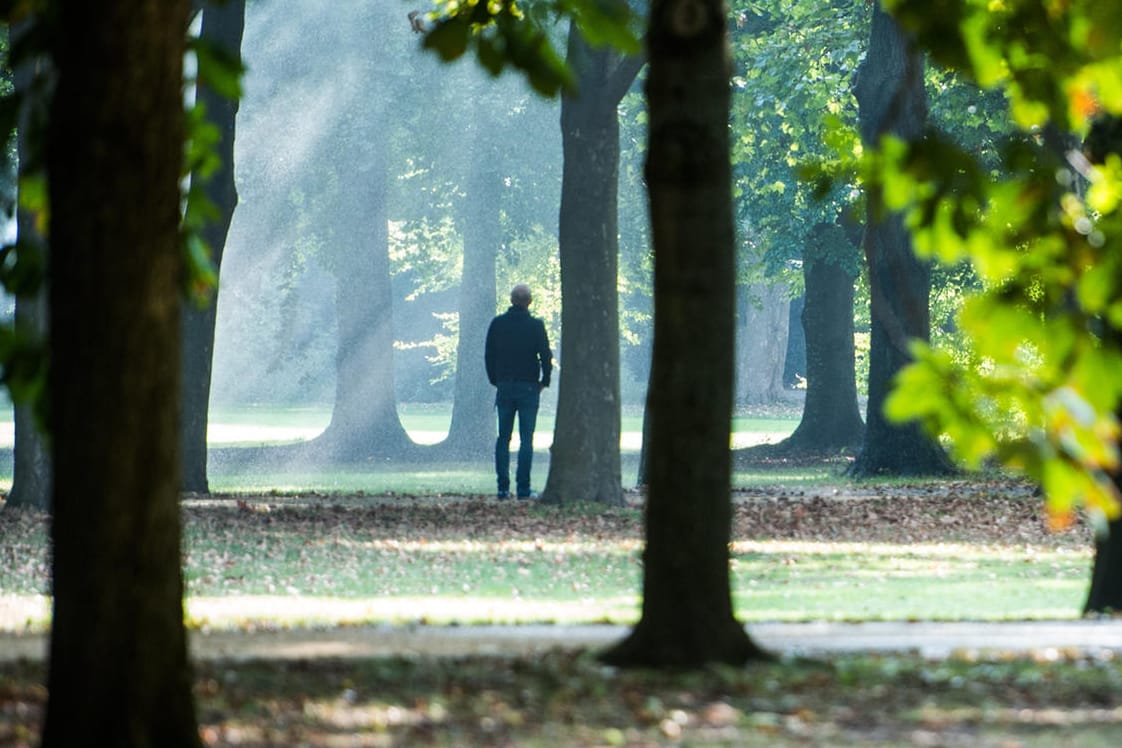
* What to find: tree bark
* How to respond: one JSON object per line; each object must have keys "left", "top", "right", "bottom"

{"left": 5, "top": 21, "right": 51, "bottom": 513}
{"left": 316, "top": 143, "right": 415, "bottom": 461}
{"left": 541, "top": 25, "right": 642, "bottom": 506}
{"left": 849, "top": 3, "right": 953, "bottom": 477}
{"left": 735, "top": 280, "right": 789, "bottom": 404}
{"left": 749, "top": 223, "right": 864, "bottom": 458}
{"left": 7, "top": 293, "right": 50, "bottom": 512}
{"left": 1084, "top": 518, "right": 1122, "bottom": 614}
{"left": 602, "top": 0, "right": 767, "bottom": 667}
{"left": 441, "top": 120, "right": 499, "bottom": 458}
{"left": 42, "top": 1, "right": 201, "bottom": 744}
{"left": 1081, "top": 117, "right": 1122, "bottom": 615}
{"left": 181, "top": 0, "right": 246, "bottom": 493}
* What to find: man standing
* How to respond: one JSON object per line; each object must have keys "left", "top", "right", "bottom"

{"left": 485, "top": 284, "right": 552, "bottom": 499}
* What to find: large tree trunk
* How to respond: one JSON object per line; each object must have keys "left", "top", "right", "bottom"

{"left": 181, "top": 0, "right": 246, "bottom": 493}
{"left": 541, "top": 26, "right": 641, "bottom": 506}
{"left": 602, "top": 0, "right": 766, "bottom": 667}
{"left": 441, "top": 121, "right": 499, "bottom": 458}
{"left": 42, "top": 1, "right": 201, "bottom": 745}
{"left": 316, "top": 144, "right": 415, "bottom": 461}
{"left": 762, "top": 222, "right": 864, "bottom": 456}
{"left": 849, "top": 3, "right": 953, "bottom": 477}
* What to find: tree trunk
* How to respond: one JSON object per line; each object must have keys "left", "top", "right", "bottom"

{"left": 542, "top": 25, "right": 641, "bottom": 506}
{"left": 316, "top": 144, "right": 415, "bottom": 461}
{"left": 768, "top": 223, "right": 864, "bottom": 456}
{"left": 6, "top": 24, "right": 51, "bottom": 513}
{"left": 784, "top": 294, "right": 806, "bottom": 385}
{"left": 181, "top": 0, "right": 245, "bottom": 493}
{"left": 602, "top": 0, "right": 767, "bottom": 667}
{"left": 849, "top": 3, "right": 953, "bottom": 477}
{"left": 42, "top": 2, "right": 201, "bottom": 745}
{"left": 1084, "top": 518, "right": 1122, "bottom": 614}
{"left": 1078, "top": 117, "right": 1122, "bottom": 615}
{"left": 7, "top": 293, "right": 50, "bottom": 512}
{"left": 442, "top": 122, "right": 499, "bottom": 458}
{"left": 735, "top": 280, "right": 789, "bottom": 404}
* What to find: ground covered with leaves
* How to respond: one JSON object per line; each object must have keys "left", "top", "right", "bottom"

{"left": 4, "top": 644, "right": 1122, "bottom": 746}
{"left": 0, "top": 477, "right": 1093, "bottom": 628}
{"left": 2, "top": 478, "right": 1118, "bottom": 746}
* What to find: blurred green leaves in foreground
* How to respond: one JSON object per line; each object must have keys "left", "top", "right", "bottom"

{"left": 870, "top": 0, "right": 1122, "bottom": 529}
{"left": 414, "top": 0, "right": 641, "bottom": 97}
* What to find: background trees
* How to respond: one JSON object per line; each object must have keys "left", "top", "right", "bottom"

{"left": 848, "top": 3, "right": 954, "bottom": 477}
{"left": 871, "top": 1, "right": 1122, "bottom": 610}
{"left": 3, "top": 17, "right": 50, "bottom": 512}
{"left": 728, "top": 0, "right": 870, "bottom": 458}
{"left": 181, "top": 0, "right": 246, "bottom": 493}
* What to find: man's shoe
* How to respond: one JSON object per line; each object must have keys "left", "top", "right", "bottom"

{"left": 496, "top": 491, "right": 510, "bottom": 500}
{"left": 516, "top": 492, "right": 538, "bottom": 501}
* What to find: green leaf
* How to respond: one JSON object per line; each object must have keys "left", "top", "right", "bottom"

{"left": 191, "top": 36, "right": 245, "bottom": 101}
{"left": 423, "top": 18, "right": 471, "bottom": 62}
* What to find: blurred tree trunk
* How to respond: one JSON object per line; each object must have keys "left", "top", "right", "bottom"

{"left": 442, "top": 121, "right": 499, "bottom": 458}
{"left": 317, "top": 142, "right": 415, "bottom": 461}
{"left": 602, "top": 0, "right": 767, "bottom": 668}
{"left": 1085, "top": 516, "right": 1122, "bottom": 614}
{"left": 541, "top": 24, "right": 642, "bottom": 506}
{"left": 181, "top": 0, "right": 245, "bottom": 493}
{"left": 749, "top": 222, "right": 864, "bottom": 458}
{"left": 1081, "top": 116, "right": 1122, "bottom": 615}
{"left": 7, "top": 294, "right": 50, "bottom": 511}
{"left": 734, "top": 279, "right": 789, "bottom": 404}
{"left": 42, "top": 1, "right": 201, "bottom": 744}
{"left": 849, "top": 3, "right": 952, "bottom": 477}
{"left": 5, "top": 20, "right": 51, "bottom": 513}
{"left": 783, "top": 294, "right": 806, "bottom": 385}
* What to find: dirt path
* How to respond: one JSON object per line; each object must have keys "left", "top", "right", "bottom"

{"left": 4, "top": 620, "right": 1121, "bottom": 663}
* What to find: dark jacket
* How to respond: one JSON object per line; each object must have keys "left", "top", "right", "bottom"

{"left": 485, "top": 306, "right": 552, "bottom": 387}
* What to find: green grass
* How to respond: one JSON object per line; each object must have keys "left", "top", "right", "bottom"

{"left": 207, "top": 464, "right": 499, "bottom": 495}
{"left": 0, "top": 501, "right": 1090, "bottom": 632}
{"left": 729, "top": 541, "right": 1088, "bottom": 622}
{"left": 207, "top": 458, "right": 843, "bottom": 495}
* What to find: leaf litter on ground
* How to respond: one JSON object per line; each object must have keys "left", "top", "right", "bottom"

{"left": 2, "top": 477, "right": 1119, "bottom": 745}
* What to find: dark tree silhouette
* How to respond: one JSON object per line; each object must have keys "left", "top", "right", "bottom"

{"left": 41, "top": 1, "right": 201, "bottom": 744}
{"left": 602, "top": 0, "right": 768, "bottom": 667}
{"left": 181, "top": 0, "right": 246, "bottom": 493}
{"left": 1081, "top": 115, "right": 1122, "bottom": 615}
{"left": 849, "top": 3, "right": 953, "bottom": 477}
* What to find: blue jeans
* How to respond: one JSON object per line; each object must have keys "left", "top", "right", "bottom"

{"left": 495, "top": 381, "right": 540, "bottom": 497}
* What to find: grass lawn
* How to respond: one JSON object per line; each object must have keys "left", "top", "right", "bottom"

{"left": 0, "top": 481, "right": 1092, "bottom": 631}
{"left": 2, "top": 475, "right": 1117, "bottom": 745}
{"left": 3, "top": 405, "right": 1117, "bottom": 746}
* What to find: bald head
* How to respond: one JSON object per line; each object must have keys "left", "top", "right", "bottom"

{"left": 510, "top": 284, "right": 532, "bottom": 308}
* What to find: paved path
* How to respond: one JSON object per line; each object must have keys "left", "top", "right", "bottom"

{"left": 3, "top": 621, "right": 1121, "bottom": 663}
